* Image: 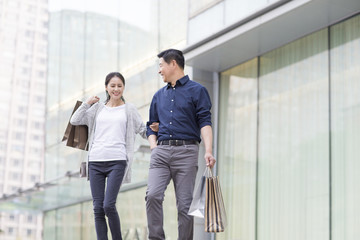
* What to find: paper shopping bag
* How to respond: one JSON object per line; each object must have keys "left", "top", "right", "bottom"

{"left": 62, "top": 100, "right": 89, "bottom": 151}
{"left": 205, "top": 167, "right": 227, "bottom": 232}
{"left": 188, "top": 169, "right": 206, "bottom": 218}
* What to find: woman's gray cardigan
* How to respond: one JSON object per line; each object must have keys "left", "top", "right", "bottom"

{"left": 70, "top": 101, "right": 147, "bottom": 183}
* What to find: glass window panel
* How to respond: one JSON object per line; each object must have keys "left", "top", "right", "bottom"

{"left": 117, "top": 0, "right": 158, "bottom": 70}
{"left": 59, "top": 11, "right": 85, "bottom": 102}
{"left": 218, "top": 58, "right": 258, "bottom": 240}
{"left": 131, "top": 136, "right": 151, "bottom": 183}
{"left": 81, "top": 201, "right": 97, "bottom": 240}
{"left": 84, "top": 13, "right": 118, "bottom": 88}
{"left": 118, "top": 186, "right": 148, "bottom": 238}
{"left": 55, "top": 178, "right": 91, "bottom": 211}
{"left": 330, "top": 14, "right": 360, "bottom": 240}
{"left": 47, "top": 12, "right": 61, "bottom": 108}
{"left": 159, "top": 0, "right": 188, "bottom": 49}
{"left": 46, "top": 109, "right": 59, "bottom": 147}
{"left": 43, "top": 210, "right": 56, "bottom": 240}
{"left": 56, "top": 205, "right": 82, "bottom": 239}
{"left": 45, "top": 145, "right": 58, "bottom": 181}
{"left": 258, "top": 29, "right": 330, "bottom": 240}
{"left": 124, "top": 63, "right": 159, "bottom": 109}
{"left": 57, "top": 145, "right": 83, "bottom": 176}
{"left": 118, "top": 184, "right": 177, "bottom": 239}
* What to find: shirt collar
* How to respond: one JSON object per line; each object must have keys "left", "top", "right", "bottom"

{"left": 166, "top": 75, "right": 189, "bottom": 89}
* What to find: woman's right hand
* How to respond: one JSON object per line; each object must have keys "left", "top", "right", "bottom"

{"left": 86, "top": 96, "right": 100, "bottom": 105}
{"left": 150, "top": 122, "right": 159, "bottom": 132}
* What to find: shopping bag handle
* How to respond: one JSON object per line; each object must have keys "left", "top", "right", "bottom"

{"left": 205, "top": 166, "right": 214, "bottom": 178}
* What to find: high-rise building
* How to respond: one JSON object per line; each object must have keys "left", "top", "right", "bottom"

{"left": 0, "top": 0, "right": 48, "bottom": 239}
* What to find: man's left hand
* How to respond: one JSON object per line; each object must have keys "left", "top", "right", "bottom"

{"left": 205, "top": 152, "right": 216, "bottom": 168}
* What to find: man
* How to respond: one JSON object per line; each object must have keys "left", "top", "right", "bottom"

{"left": 146, "top": 49, "right": 216, "bottom": 240}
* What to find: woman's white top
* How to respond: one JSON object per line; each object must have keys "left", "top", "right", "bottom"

{"left": 70, "top": 101, "right": 146, "bottom": 183}
{"left": 89, "top": 104, "right": 127, "bottom": 161}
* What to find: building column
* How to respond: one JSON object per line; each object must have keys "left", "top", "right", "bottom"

{"left": 189, "top": 67, "right": 219, "bottom": 240}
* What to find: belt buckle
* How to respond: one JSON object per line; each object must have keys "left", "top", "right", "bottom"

{"left": 169, "top": 140, "right": 181, "bottom": 146}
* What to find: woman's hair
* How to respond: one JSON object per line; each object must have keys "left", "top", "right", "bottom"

{"left": 105, "top": 72, "right": 126, "bottom": 104}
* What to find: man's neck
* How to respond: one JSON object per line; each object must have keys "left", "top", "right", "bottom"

{"left": 170, "top": 73, "right": 185, "bottom": 87}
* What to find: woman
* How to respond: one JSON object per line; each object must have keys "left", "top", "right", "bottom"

{"left": 70, "top": 72, "right": 146, "bottom": 240}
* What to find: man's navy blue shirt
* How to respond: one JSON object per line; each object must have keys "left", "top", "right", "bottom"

{"left": 146, "top": 75, "right": 212, "bottom": 142}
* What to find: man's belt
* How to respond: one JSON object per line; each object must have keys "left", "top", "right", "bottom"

{"left": 157, "top": 140, "right": 198, "bottom": 146}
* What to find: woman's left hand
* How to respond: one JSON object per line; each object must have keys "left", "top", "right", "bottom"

{"left": 150, "top": 122, "right": 159, "bottom": 132}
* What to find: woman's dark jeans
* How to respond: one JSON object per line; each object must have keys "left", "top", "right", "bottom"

{"left": 89, "top": 160, "right": 127, "bottom": 240}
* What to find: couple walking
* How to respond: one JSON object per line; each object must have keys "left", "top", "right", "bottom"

{"left": 70, "top": 49, "right": 216, "bottom": 240}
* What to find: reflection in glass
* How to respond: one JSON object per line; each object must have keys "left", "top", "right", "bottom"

{"left": 43, "top": 210, "right": 56, "bottom": 239}
{"left": 82, "top": 201, "right": 97, "bottom": 240}
{"left": 56, "top": 11, "right": 85, "bottom": 102}
{"left": 330, "top": 14, "right": 360, "bottom": 240}
{"left": 159, "top": 1, "right": 188, "bottom": 49}
{"left": 258, "top": 29, "right": 329, "bottom": 240}
{"left": 56, "top": 205, "right": 82, "bottom": 239}
{"left": 218, "top": 58, "right": 258, "bottom": 240}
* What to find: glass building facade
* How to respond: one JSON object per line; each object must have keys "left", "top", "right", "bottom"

{"left": 217, "top": 14, "right": 360, "bottom": 240}
{"left": 43, "top": 1, "right": 189, "bottom": 239}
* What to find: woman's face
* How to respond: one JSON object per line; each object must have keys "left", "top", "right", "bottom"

{"left": 105, "top": 76, "right": 124, "bottom": 101}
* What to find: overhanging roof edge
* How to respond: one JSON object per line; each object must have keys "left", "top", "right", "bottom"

{"left": 182, "top": 0, "right": 292, "bottom": 54}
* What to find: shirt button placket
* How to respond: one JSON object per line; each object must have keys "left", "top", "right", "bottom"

{"left": 170, "top": 88, "right": 175, "bottom": 138}
{"left": 170, "top": 109, "right": 173, "bottom": 138}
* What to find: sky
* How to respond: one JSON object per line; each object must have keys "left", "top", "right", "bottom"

{"left": 48, "top": 0, "right": 152, "bottom": 30}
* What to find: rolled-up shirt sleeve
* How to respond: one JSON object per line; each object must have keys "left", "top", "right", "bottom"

{"left": 196, "top": 87, "right": 212, "bottom": 128}
{"left": 146, "top": 95, "right": 159, "bottom": 137}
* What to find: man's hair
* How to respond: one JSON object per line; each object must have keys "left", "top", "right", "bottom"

{"left": 157, "top": 49, "right": 184, "bottom": 69}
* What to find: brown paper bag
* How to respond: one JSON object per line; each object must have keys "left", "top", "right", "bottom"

{"left": 205, "top": 167, "right": 227, "bottom": 232}
{"left": 62, "top": 101, "right": 89, "bottom": 151}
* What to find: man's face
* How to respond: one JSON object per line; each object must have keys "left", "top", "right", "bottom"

{"left": 158, "top": 57, "right": 172, "bottom": 83}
